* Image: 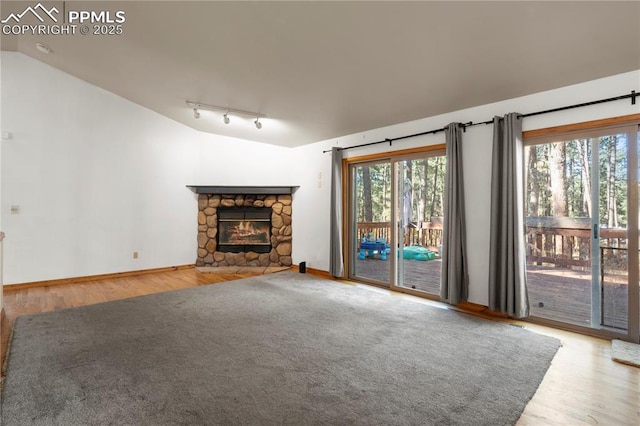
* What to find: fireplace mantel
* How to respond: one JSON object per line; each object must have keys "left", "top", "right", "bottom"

{"left": 187, "top": 185, "right": 299, "bottom": 195}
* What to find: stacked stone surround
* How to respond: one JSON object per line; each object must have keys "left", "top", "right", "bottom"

{"left": 195, "top": 194, "right": 292, "bottom": 267}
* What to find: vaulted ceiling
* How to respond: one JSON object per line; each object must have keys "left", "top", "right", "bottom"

{"left": 2, "top": 1, "right": 639, "bottom": 147}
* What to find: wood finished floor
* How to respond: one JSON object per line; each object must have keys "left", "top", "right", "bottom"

{"left": 2, "top": 268, "right": 639, "bottom": 425}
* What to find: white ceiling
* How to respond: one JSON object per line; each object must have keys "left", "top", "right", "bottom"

{"left": 2, "top": 1, "right": 639, "bottom": 147}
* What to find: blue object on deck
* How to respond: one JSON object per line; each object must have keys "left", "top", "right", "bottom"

{"left": 403, "top": 246, "right": 436, "bottom": 261}
{"left": 359, "top": 241, "right": 390, "bottom": 260}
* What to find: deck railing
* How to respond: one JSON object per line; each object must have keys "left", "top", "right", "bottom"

{"left": 356, "top": 216, "right": 630, "bottom": 272}
{"left": 356, "top": 218, "right": 443, "bottom": 251}
{"left": 525, "top": 217, "right": 628, "bottom": 273}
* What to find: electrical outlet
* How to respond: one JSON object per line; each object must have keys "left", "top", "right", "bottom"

{"left": 133, "top": 251, "right": 139, "bottom": 259}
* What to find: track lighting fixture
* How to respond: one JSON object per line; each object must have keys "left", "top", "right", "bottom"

{"left": 186, "top": 101, "right": 265, "bottom": 129}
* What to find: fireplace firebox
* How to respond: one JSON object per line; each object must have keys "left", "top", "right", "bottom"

{"left": 217, "top": 208, "right": 271, "bottom": 253}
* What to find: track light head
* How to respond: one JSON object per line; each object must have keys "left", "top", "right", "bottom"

{"left": 223, "top": 113, "right": 230, "bottom": 124}
{"left": 193, "top": 108, "right": 200, "bottom": 119}
{"left": 254, "top": 118, "right": 262, "bottom": 129}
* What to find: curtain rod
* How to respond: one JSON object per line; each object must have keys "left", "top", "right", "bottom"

{"left": 322, "top": 90, "right": 637, "bottom": 153}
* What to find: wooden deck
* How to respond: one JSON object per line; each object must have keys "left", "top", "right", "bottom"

{"left": 355, "top": 218, "right": 632, "bottom": 330}
{"left": 354, "top": 258, "right": 630, "bottom": 329}
{"left": 354, "top": 257, "right": 440, "bottom": 294}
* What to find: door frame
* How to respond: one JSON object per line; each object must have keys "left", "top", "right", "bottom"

{"left": 524, "top": 115, "right": 639, "bottom": 342}
{"left": 344, "top": 145, "right": 445, "bottom": 298}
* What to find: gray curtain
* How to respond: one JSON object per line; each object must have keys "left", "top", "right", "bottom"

{"left": 440, "top": 123, "right": 468, "bottom": 305}
{"left": 329, "top": 147, "right": 345, "bottom": 277}
{"left": 488, "top": 113, "right": 530, "bottom": 318}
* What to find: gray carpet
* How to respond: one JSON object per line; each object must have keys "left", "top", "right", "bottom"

{"left": 1, "top": 272, "right": 560, "bottom": 425}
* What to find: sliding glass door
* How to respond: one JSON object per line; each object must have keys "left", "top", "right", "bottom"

{"left": 525, "top": 125, "right": 639, "bottom": 338}
{"left": 348, "top": 148, "right": 446, "bottom": 296}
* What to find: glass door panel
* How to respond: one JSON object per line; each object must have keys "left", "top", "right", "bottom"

{"left": 525, "top": 130, "right": 634, "bottom": 332}
{"left": 350, "top": 161, "right": 392, "bottom": 284}
{"left": 395, "top": 156, "right": 444, "bottom": 295}
{"left": 598, "top": 134, "right": 629, "bottom": 330}
{"left": 525, "top": 139, "right": 594, "bottom": 326}
{"left": 633, "top": 129, "right": 640, "bottom": 342}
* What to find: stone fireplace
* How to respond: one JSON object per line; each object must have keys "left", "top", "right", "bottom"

{"left": 189, "top": 186, "right": 296, "bottom": 268}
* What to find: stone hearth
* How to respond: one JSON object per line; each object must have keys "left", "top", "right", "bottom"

{"left": 195, "top": 194, "right": 292, "bottom": 267}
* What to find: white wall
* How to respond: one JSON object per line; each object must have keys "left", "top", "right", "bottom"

{"left": 196, "top": 133, "right": 293, "bottom": 186}
{"left": 0, "top": 52, "right": 293, "bottom": 285}
{"left": 0, "top": 52, "right": 199, "bottom": 284}
{"left": 291, "top": 70, "right": 640, "bottom": 306}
